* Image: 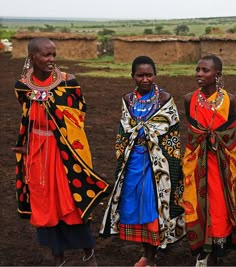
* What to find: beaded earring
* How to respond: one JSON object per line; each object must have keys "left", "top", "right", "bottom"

{"left": 52, "top": 64, "right": 57, "bottom": 81}
{"left": 216, "top": 75, "right": 224, "bottom": 91}
{"left": 21, "top": 56, "right": 31, "bottom": 78}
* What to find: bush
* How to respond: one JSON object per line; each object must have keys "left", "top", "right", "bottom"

{"left": 226, "top": 26, "right": 236, "bottom": 33}
{"left": 143, "top": 28, "right": 153, "bottom": 34}
{"left": 0, "top": 30, "right": 16, "bottom": 40}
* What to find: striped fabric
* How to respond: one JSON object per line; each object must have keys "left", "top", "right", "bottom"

{"left": 119, "top": 219, "right": 160, "bottom": 246}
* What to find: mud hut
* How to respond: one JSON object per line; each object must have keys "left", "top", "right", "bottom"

{"left": 11, "top": 32, "right": 98, "bottom": 60}
{"left": 113, "top": 35, "right": 201, "bottom": 64}
{"left": 200, "top": 35, "right": 236, "bottom": 65}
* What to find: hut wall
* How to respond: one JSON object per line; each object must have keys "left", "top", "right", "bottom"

{"left": 53, "top": 40, "right": 98, "bottom": 60}
{"left": 114, "top": 40, "right": 200, "bottom": 64}
{"left": 11, "top": 34, "right": 236, "bottom": 64}
{"left": 113, "top": 40, "right": 177, "bottom": 64}
{"left": 12, "top": 39, "right": 28, "bottom": 58}
{"left": 12, "top": 38, "right": 98, "bottom": 60}
{"left": 201, "top": 40, "right": 236, "bottom": 65}
{"left": 176, "top": 41, "right": 200, "bottom": 63}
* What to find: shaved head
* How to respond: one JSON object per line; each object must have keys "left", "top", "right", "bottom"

{"left": 28, "top": 37, "right": 55, "bottom": 54}
{"left": 201, "top": 54, "right": 222, "bottom": 72}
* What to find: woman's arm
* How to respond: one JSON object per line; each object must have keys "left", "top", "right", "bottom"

{"left": 11, "top": 146, "right": 27, "bottom": 154}
{"left": 184, "top": 92, "right": 193, "bottom": 118}
{"left": 228, "top": 92, "right": 236, "bottom": 117}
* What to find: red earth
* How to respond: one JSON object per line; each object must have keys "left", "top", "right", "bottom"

{"left": 0, "top": 52, "right": 236, "bottom": 266}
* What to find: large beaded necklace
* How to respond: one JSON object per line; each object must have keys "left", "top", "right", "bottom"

{"left": 130, "top": 84, "right": 160, "bottom": 107}
{"left": 197, "top": 87, "right": 224, "bottom": 111}
{"left": 195, "top": 87, "right": 224, "bottom": 131}
{"left": 129, "top": 84, "right": 160, "bottom": 122}
{"left": 25, "top": 66, "right": 63, "bottom": 91}
{"left": 23, "top": 67, "right": 63, "bottom": 102}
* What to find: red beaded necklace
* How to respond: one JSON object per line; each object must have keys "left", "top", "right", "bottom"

{"left": 25, "top": 67, "right": 63, "bottom": 91}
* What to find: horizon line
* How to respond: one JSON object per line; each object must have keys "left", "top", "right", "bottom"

{"left": 1, "top": 15, "right": 236, "bottom": 21}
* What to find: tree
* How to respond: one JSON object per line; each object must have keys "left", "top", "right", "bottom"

{"left": 205, "top": 26, "right": 212, "bottom": 34}
{"left": 98, "top": 29, "right": 115, "bottom": 36}
{"left": 41, "top": 24, "right": 56, "bottom": 32}
{"left": 97, "top": 29, "right": 115, "bottom": 56}
{"left": 174, "top": 24, "right": 189, "bottom": 35}
{"left": 143, "top": 28, "right": 153, "bottom": 34}
{"left": 154, "top": 25, "right": 171, "bottom": 35}
{"left": 155, "top": 25, "right": 164, "bottom": 34}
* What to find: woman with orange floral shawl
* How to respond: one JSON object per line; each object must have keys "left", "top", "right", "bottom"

{"left": 181, "top": 55, "right": 236, "bottom": 266}
{"left": 12, "top": 38, "right": 110, "bottom": 266}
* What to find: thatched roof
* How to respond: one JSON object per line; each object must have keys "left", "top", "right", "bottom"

{"left": 113, "top": 34, "right": 236, "bottom": 42}
{"left": 112, "top": 35, "right": 199, "bottom": 42}
{"left": 12, "top": 32, "right": 97, "bottom": 40}
{"left": 200, "top": 34, "right": 236, "bottom": 41}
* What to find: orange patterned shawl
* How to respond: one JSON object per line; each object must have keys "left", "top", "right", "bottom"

{"left": 181, "top": 88, "right": 236, "bottom": 252}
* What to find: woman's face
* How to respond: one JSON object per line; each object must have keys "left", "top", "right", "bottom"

{"left": 30, "top": 40, "right": 56, "bottom": 74}
{"left": 195, "top": 59, "right": 219, "bottom": 89}
{"left": 132, "top": 63, "right": 155, "bottom": 94}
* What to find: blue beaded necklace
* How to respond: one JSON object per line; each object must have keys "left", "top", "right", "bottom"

{"left": 129, "top": 84, "right": 160, "bottom": 122}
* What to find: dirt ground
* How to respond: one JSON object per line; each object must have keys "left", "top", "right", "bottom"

{"left": 0, "top": 52, "right": 236, "bottom": 266}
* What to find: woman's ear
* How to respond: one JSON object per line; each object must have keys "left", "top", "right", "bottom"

{"left": 216, "top": 70, "right": 222, "bottom": 77}
{"left": 28, "top": 54, "right": 33, "bottom": 62}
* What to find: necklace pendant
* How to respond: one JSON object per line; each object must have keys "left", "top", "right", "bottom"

{"left": 27, "top": 89, "right": 53, "bottom": 101}
{"left": 137, "top": 108, "right": 147, "bottom": 112}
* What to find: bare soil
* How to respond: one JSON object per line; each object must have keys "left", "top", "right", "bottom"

{"left": 0, "top": 52, "right": 236, "bottom": 266}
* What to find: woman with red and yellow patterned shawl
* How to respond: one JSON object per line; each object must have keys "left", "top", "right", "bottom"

{"left": 180, "top": 55, "right": 236, "bottom": 266}
{"left": 12, "top": 37, "right": 110, "bottom": 266}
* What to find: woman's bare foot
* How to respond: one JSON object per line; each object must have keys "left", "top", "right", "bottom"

{"left": 134, "top": 256, "right": 147, "bottom": 267}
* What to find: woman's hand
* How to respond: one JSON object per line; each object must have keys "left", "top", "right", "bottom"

{"left": 11, "top": 146, "right": 27, "bottom": 154}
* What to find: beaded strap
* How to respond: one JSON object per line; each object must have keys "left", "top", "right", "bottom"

{"left": 32, "top": 128, "right": 54, "bottom": 136}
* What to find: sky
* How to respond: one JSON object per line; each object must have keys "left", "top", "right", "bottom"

{"left": 1, "top": 0, "right": 236, "bottom": 20}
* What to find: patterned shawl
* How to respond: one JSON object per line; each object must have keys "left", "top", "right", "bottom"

{"left": 181, "top": 89, "right": 236, "bottom": 252}
{"left": 14, "top": 74, "right": 111, "bottom": 222}
{"left": 100, "top": 95, "right": 185, "bottom": 247}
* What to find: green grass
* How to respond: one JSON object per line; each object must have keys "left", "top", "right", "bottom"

{"left": 78, "top": 55, "right": 115, "bottom": 63}
{"left": 59, "top": 57, "right": 236, "bottom": 77}
{"left": 77, "top": 71, "right": 130, "bottom": 78}
{"left": 157, "top": 64, "right": 196, "bottom": 76}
